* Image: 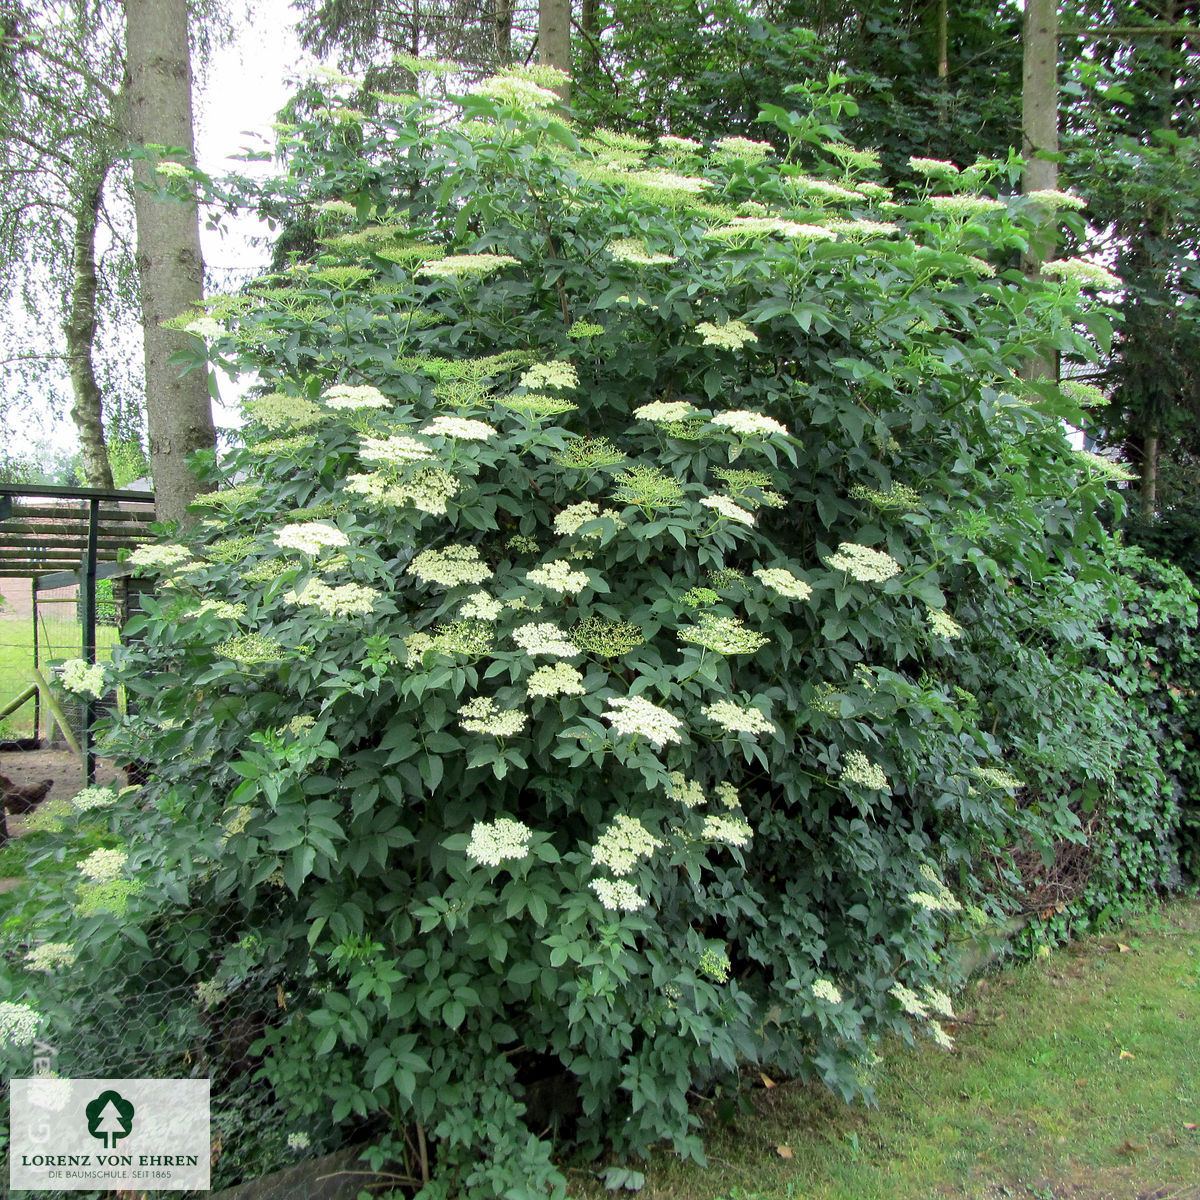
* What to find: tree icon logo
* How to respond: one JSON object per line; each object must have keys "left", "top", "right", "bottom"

{"left": 85, "top": 1089, "right": 135, "bottom": 1148}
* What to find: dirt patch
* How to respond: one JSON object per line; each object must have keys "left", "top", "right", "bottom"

{"left": 1, "top": 746, "right": 122, "bottom": 832}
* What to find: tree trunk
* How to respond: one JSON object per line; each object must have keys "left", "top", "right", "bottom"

{"left": 580, "top": 0, "right": 600, "bottom": 73}
{"left": 538, "top": 0, "right": 571, "bottom": 100}
{"left": 1140, "top": 429, "right": 1159, "bottom": 518}
{"left": 493, "top": 0, "right": 515, "bottom": 63}
{"left": 124, "top": 0, "right": 215, "bottom": 524}
{"left": 1019, "top": 0, "right": 1059, "bottom": 383}
{"left": 66, "top": 165, "right": 115, "bottom": 489}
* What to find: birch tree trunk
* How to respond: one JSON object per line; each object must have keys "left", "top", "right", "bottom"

{"left": 125, "top": 0, "right": 215, "bottom": 523}
{"left": 66, "top": 164, "right": 115, "bottom": 489}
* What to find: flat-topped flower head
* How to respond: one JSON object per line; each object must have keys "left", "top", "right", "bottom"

{"left": 1043, "top": 258, "right": 1121, "bottom": 290}
{"left": 710, "top": 410, "right": 789, "bottom": 438}
{"left": 754, "top": 567, "right": 813, "bottom": 601}
{"left": 679, "top": 614, "right": 768, "bottom": 655}
{"left": 526, "top": 662, "right": 586, "bottom": 698}
{"left": 555, "top": 437, "right": 626, "bottom": 470}
{"left": 460, "top": 590, "right": 502, "bottom": 620}
{"left": 215, "top": 632, "right": 286, "bottom": 665}
{"left": 0, "top": 1002, "right": 41, "bottom": 1046}
{"left": 128, "top": 542, "right": 194, "bottom": 572}
{"left": 612, "top": 466, "right": 684, "bottom": 510}
{"left": 183, "top": 316, "right": 223, "bottom": 338}
{"left": 667, "top": 772, "right": 705, "bottom": 808}
{"left": 700, "top": 495, "right": 755, "bottom": 525}
{"left": 589, "top": 877, "right": 647, "bottom": 911}
{"left": 79, "top": 847, "right": 127, "bottom": 881}
{"left": 571, "top": 616, "right": 645, "bottom": 656}
{"left": 591, "top": 813, "right": 663, "bottom": 874}
{"left": 909, "top": 156, "right": 959, "bottom": 176}
{"left": 695, "top": 320, "right": 757, "bottom": 350}
{"left": 274, "top": 522, "right": 349, "bottom": 555}
{"left": 284, "top": 578, "right": 379, "bottom": 618}
{"left": 465, "top": 816, "right": 533, "bottom": 865}
{"left": 72, "top": 786, "right": 117, "bottom": 812}
{"left": 607, "top": 238, "right": 675, "bottom": 266}
{"left": 408, "top": 545, "right": 491, "bottom": 587}
{"left": 635, "top": 400, "right": 695, "bottom": 423}
{"left": 526, "top": 560, "right": 593, "bottom": 595}
{"left": 458, "top": 697, "right": 526, "bottom": 737}
{"left": 604, "top": 695, "right": 684, "bottom": 748}
{"left": 715, "top": 781, "right": 741, "bottom": 809}
{"left": 889, "top": 982, "right": 928, "bottom": 1017}
{"left": 841, "top": 750, "right": 889, "bottom": 790}
{"left": 469, "top": 72, "right": 560, "bottom": 109}
{"left": 418, "top": 253, "right": 519, "bottom": 279}
{"left": 927, "top": 194, "right": 1006, "bottom": 218}
{"left": 824, "top": 542, "right": 901, "bottom": 583}
{"left": 512, "top": 622, "right": 579, "bottom": 658}
{"left": 60, "top": 658, "right": 106, "bottom": 698}
{"left": 498, "top": 392, "right": 579, "bottom": 418}
{"left": 322, "top": 382, "right": 391, "bottom": 410}
{"left": 812, "top": 978, "right": 843, "bottom": 1005}
{"left": 849, "top": 482, "right": 922, "bottom": 510}
{"left": 714, "top": 135, "right": 773, "bottom": 161}
{"left": 519, "top": 361, "right": 578, "bottom": 392}
{"left": 701, "top": 813, "right": 753, "bottom": 847}
{"left": 555, "top": 501, "right": 625, "bottom": 536}
{"left": 925, "top": 607, "right": 964, "bottom": 639}
{"left": 701, "top": 699, "right": 775, "bottom": 736}
{"left": 704, "top": 217, "right": 835, "bottom": 243}
{"left": 26, "top": 941, "right": 78, "bottom": 971}
{"left": 358, "top": 434, "right": 435, "bottom": 464}
{"left": 1026, "top": 188, "right": 1086, "bottom": 210}
{"left": 420, "top": 416, "right": 496, "bottom": 440}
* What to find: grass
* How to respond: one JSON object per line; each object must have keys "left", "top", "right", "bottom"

{"left": 0, "top": 616, "right": 119, "bottom": 737}
{"left": 567, "top": 900, "right": 1200, "bottom": 1200}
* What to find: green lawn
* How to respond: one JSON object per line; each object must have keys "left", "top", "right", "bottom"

{"left": 568, "top": 901, "right": 1200, "bottom": 1200}
{"left": 0, "top": 618, "right": 120, "bottom": 737}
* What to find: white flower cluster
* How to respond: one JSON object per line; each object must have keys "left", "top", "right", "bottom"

{"left": 700, "top": 495, "right": 755, "bottom": 525}
{"left": 519, "top": 361, "right": 578, "bottom": 391}
{"left": 695, "top": 320, "right": 758, "bottom": 350}
{"left": 1026, "top": 188, "right": 1087, "bottom": 210}
{"left": 1072, "top": 449, "right": 1137, "bottom": 483}
{"left": 287, "top": 1132, "right": 312, "bottom": 1152}
{"left": 973, "top": 766, "right": 1024, "bottom": 790}
{"left": 841, "top": 750, "right": 889, "bottom": 790}
{"left": 607, "top": 238, "right": 675, "bottom": 266}
{"left": 358, "top": 434, "right": 434, "bottom": 464}
{"left": 1043, "top": 257, "right": 1121, "bottom": 290}
{"left": 408, "top": 544, "right": 491, "bottom": 586}
{"left": 526, "top": 662, "right": 586, "bottom": 698}
{"left": 667, "top": 772, "right": 705, "bottom": 809}
{"left": 322, "top": 383, "right": 391, "bottom": 410}
{"left": 710, "top": 410, "right": 789, "bottom": 437}
{"left": 923, "top": 986, "right": 955, "bottom": 1018}
{"left": 715, "top": 781, "right": 740, "bottom": 809}
{"left": 701, "top": 700, "right": 775, "bottom": 736}
{"left": 554, "top": 501, "right": 625, "bottom": 536}
{"left": 418, "top": 254, "right": 519, "bottom": 279}
{"left": 59, "top": 658, "right": 106, "bottom": 698}
{"left": 908, "top": 889, "right": 963, "bottom": 913}
{"left": 460, "top": 590, "right": 502, "bottom": 620}
{"left": 195, "top": 599, "right": 247, "bottom": 620}
{"left": 824, "top": 542, "right": 901, "bottom": 582}
{"left": 701, "top": 813, "right": 753, "bottom": 847}
{"left": 469, "top": 73, "right": 559, "bottom": 109}
{"left": 465, "top": 816, "right": 533, "bottom": 865}
{"left": 284, "top": 578, "right": 379, "bottom": 617}
{"left": 128, "top": 542, "right": 194, "bottom": 572}
{"left": 714, "top": 136, "right": 772, "bottom": 160}
{"left": 0, "top": 1001, "right": 41, "bottom": 1046}
{"left": 589, "top": 877, "right": 647, "bottom": 912}
{"left": 926, "top": 607, "right": 964, "bottom": 639}
{"left": 604, "top": 695, "right": 684, "bottom": 748}
{"left": 79, "top": 847, "right": 127, "bottom": 881}
{"left": 274, "top": 522, "right": 349, "bottom": 555}
{"left": 71, "top": 786, "right": 116, "bottom": 812}
{"left": 526, "top": 560, "right": 592, "bottom": 594}
{"left": 459, "top": 696, "right": 526, "bottom": 738}
{"left": 889, "top": 982, "right": 928, "bottom": 1017}
{"left": 25, "top": 942, "right": 78, "bottom": 970}
{"left": 679, "top": 614, "right": 768, "bottom": 655}
{"left": 421, "top": 416, "right": 496, "bottom": 440}
{"left": 754, "top": 567, "right": 813, "bottom": 600}
{"left": 705, "top": 217, "right": 835, "bottom": 242}
{"left": 634, "top": 400, "right": 695, "bottom": 423}
{"left": 812, "top": 978, "right": 843, "bottom": 1005}
{"left": 512, "top": 623, "right": 579, "bottom": 658}
{"left": 591, "top": 813, "right": 662, "bottom": 874}
{"left": 927, "top": 194, "right": 1006, "bottom": 218}
{"left": 183, "top": 316, "right": 223, "bottom": 338}
{"left": 630, "top": 168, "right": 709, "bottom": 195}
{"left": 908, "top": 156, "right": 959, "bottom": 175}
